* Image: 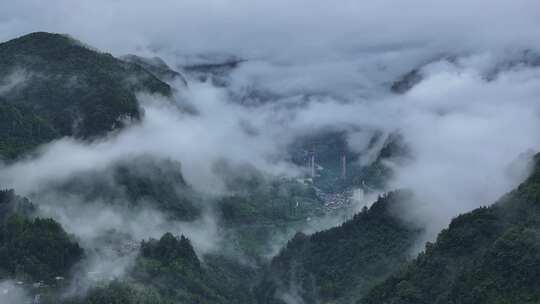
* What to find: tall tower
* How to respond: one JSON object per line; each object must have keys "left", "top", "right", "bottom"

{"left": 341, "top": 148, "right": 347, "bottom": 179}
{"left": 309, "top": 145, "right": 316, "bottom": 179}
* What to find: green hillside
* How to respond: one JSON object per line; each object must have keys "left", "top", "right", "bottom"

{"left": 256, "top": 190, "right": 422, "bottom": 304}
{"left": 0, "top": 189, "right": 83, "bottom": 283}
{"left": 0, "top": 32, "right": 172, "bottom": 159}
{"left": 64, "top": 233, "right": 258, "bottom": 304}
{"left": 50, "top": 156, "right": 201, "bottom": 221}
{"left": 360, "top": 154, "right": 540, "bottom": 304}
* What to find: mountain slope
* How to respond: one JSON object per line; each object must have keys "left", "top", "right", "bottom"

{"left": 0, "top": 189, "right": 83, "bottom": 283}
{"left": 360, "top": 154, "right": 540, "bottom": 304}
{"left": 0, "top": 32, "right": 172, "bottom": 158}
{"left": 62, "top": 233, "right": 258, "bottom": 304}
{"left": 49, "top": 156, "right": 201, "bottom": 221}
{"left": 256, "top": 190, "right": 422, "bottom": 304}
{"left": 121, "top": 54, "right": 187, "bottom": 85}
{"left": 130, "top": 233, "right": 257, "bottom": 304}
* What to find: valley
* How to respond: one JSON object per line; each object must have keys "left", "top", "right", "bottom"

{"left": 1, "top": 4, "right": 540, "bottom": 303}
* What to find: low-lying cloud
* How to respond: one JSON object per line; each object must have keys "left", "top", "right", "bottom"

{"left": 0, "top": 281, "right": 31, "bottom": 304}
{"left": 2, "top": 51, "right": 540, "bottom": 247}
{"left": 1, "top": 0, "right": 540, "bottom": 62}
{"left": 0, "top": 2, "right": 540, "bottom": 291}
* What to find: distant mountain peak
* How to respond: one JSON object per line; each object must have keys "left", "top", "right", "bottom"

{"left": 121, "top": 54, "right": 187, "bottom": 85}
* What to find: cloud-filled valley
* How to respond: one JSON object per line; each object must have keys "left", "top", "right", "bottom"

{"left": 2, "top": 48, "right": 540, "bottom": 268}
{"left": 1, "top": 2, "right": 540, "bottom": 303}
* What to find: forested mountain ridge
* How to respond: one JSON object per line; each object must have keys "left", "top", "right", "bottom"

{"left": 359, "top": 154, "right": 540, "bottom": 304}
{"left": 0, "top": 189, "right": 83, "bottom": 283}
{"left": 64, "top": 232, "right": 258, "bottom": 304}
{"left": 49, "top": 156, "right": 202, "bottom": 221}
{"left": 0, "top": 32, "right": 172, "bottom": 159}
{"left": 256, "top": 190, "right": 422, "bottom": 304}
{"left": 120, "top": 54, "right": 187, "bottom": 85}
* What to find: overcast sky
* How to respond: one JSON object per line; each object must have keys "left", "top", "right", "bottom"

{"left": 1, "top": 0, "right": 540, "bottom": 61}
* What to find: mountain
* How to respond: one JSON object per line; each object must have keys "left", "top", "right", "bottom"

{"left": 48, "top": 156, "right": 201, "bottom": 221}
{"left": 0, "top": 189, "right": 35, "bottom": 221}
{"left": 0, "top": 189, "right": 83, "bottom": 283}
{"left": 256, "top": 190, "right": 422, "bottom": 304}
{"left": 390, "top": 69, "right": 423, "bottom": 94}
{"left": 486, "top": 50, "right": 540, "bottom": 81}
{"left": 391, "top": 51, "right": 540, "bottom": 94}
{"left": 120, "top": 54, "right": 187, "bottom": 85}
{"left": 0, "top": 32, "right": 172, "bottom": 159}
{"left": 182, "top": 58, "right": 243, "bottom": 86}
{"left": 360, "top": 154, "right": 540, "bottom": 304}
{"left": 65, "top": 233, "right": 258, "bottom": 304}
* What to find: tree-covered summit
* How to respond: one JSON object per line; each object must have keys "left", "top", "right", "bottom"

{"left": 0, "top": 32, "right": 172, "bottom": 158}
{"left": 256, "top": 190, "right": 422, "bottom": 303}
{"left": 360, "top": 154, "right": 540, "bottom": 304}
{"left": 0, "top": 189, "right": 83, "bottom": 283}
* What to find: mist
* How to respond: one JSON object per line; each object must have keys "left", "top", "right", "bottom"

{"left": 1, "top": 51, "right": 540, "bottom": 250}
{"left": 2, "top": 1, "right": 540, "bottom": 60}
{"left": 1, "top": 2, "right": 540, "bottom": 299}
{"left": 0, "top": 69, "right": 32, "bottom": 96}
{"left": 0, "top": 281, "right": 31, "bottom": 304}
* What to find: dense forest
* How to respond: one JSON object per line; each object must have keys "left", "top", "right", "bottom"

{"left": 256, "top": 190, "right": 422, "bottom": 303}
{"left": 0, "top": 32, "right": 171, "bottom": 159}
{"left": 49, "top": 156, "right": 202, "bottom": 221}
{"left": 60, "top": 232, "right": 258, "bottom": 304}
{"left": 360, "top": 154, "right": 540, "bottom": 304}
{"left": 0, "top": 189, "right": 83, "bottom": 283}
